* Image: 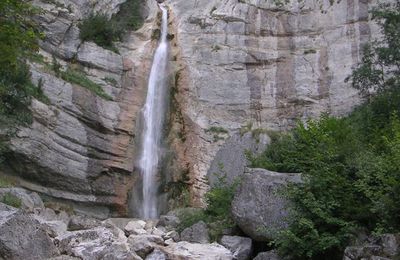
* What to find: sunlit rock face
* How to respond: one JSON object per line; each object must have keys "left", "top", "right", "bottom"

{"left": 167, "top": 0, "right": 381, "bottom": 205}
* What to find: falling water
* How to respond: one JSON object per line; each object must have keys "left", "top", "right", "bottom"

{"left": 138, "top": 4, "right": 169, "bottom": 219}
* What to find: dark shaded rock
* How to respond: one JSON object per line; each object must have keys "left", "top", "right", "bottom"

{"left": 343, "top": 233, "right": 400, "bottom": 260}
{"left": 180, "top": 221, "right": 209, "bottom": 244}
{"left": 68, "top": 215, "right": 101, "bottom": 231}
{"left": 0, "top": 203, "right": 59, "bottom": 259}
{"left": 254, "top": 250, "right": 281, "bottom": 260}
{"left": 220, "top": 235, "right": 252, "bottom": 260}
{"left": 231, "top": 168, "right": 301, "bottom": 241}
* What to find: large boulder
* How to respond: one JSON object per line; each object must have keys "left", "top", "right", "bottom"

{"left": 180, "top": 221, "right": 210, "bottom": 244}
{"left": 55, "top": 227, "right": 139, "bottom": 259}
{"left": 0, "top": 203, "right": 59, "bottom": 259}
{"left": 220, "top": 235, "right": 252, "bottom": 260}
{"left": 161, "top": 241, "right": 233, "bottom": 260}
{"left": 231, "top": 168, "right": 301, "bottom": 241}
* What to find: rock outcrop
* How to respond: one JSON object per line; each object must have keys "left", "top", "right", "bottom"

{"left": 4, "top": 0, "right": 160, "bottom": 217}
{"left": 167, "top": 0, "right": 381, "bottom": 204}
{"left": 231, "top": 168, "right": 301, "bottom": 241}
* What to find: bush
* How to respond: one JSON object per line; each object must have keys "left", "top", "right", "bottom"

{"left": 1, "top": 193, "right": 22, "bottom": 208}
{"left": 79, "top": 0, "right": 144, "bottom": 52}
{"left": 79, "top": 13, "right": 119, "bottom": 52}
{"left": 176, "top": 173, "right": 239, "bottom": 241}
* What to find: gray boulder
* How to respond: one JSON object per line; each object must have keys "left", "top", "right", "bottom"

{"left": 180, "top": 221, "right": 210, "bottom": 244}
{"left": 146, "top": 248, "right": 167, "bottom": 260}
{"left": 254, "top": 250, "right": 281, "bottom": 260}
{"left": 161, "top": 241, "right": 233, "bottom": 260}
{"left": 343, "top": 233, "right": 400, "bottom": 260}
{"left": 220, "top": 235, "right": 252, "bottom": 260}
{"left": 128, "top": 234, "right": 164, "bottom": 258}
{"left": 55, "top": 226, "right": 138, "bottom": 260}
{"left": 231, "top": 168, "right": 301, "bottom": 241}
{"left": 0, "top": 203, "right": 59, "bottom": 259}
{"left": 68, "top": 215, "right": 101, "bottom": 231}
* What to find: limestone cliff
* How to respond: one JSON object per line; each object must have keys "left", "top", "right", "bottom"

{"left": 167, "top": 0, "right": 380, "bottom": 204}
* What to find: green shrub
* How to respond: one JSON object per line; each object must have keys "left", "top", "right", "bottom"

{"left": 79, "top": 0, "right": 144, "bottom": 52}
{"left": 1, "top": 193, "right": 22, "bottom": 208}
{"left": 60, "top": 68, "right": 112, "bottom": 101}
{"left": 79, "top": 13, "right": 119, "bottom": 52}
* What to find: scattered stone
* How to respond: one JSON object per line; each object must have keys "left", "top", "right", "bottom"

{"left": 161, "top": 241, "right": 233, "bottom": 260}
{"left": 68, "top": 215, "right": 101, "bottom": 231}
{"left": 41, "top": 220, "right": 68, "bottom": 238}
{"left": 0, "top": 203, "right": 59, "bottom": 259}
{"left": 231, "top": 168, "right": 302, "bottom": 241}
{"left": 180, "top": 221, "right": 209, "bottom": 244}
{"left": 125, "top": 219, "right": 147, "bottom": 236}
{"left": 164, "top": 230, "right": 180, "bottom": 242}
{"left": 128, "top": 234, "right": 164, "bottom": 258}
{"left": 253, "top": 250, "right": 281, "bottom": 260}
{"left": 152, "top": 227, "right": 166, "bottom": 237}
{"left": 220, "top": 235, "right": 253, "bottom": 260}
{"left": 146, "top": 248, "right": 167, "bottom": 260}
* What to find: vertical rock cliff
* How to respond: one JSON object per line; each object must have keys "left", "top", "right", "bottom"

{"left": 167, "top": 0, "right": 381, "bottom": 204}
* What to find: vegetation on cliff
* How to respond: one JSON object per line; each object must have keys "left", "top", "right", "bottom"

{"left": 249, "top": 2, "right": 400, "bottom": 259}
{"left": 0, "top": 0, "right": 44, "bottom": 162}
{"left": 79, "top": 0, "right": 144, "bottom": 52}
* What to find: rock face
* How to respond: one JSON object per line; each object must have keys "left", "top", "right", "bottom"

{"left": 4, "top": 0, "right": 160, "bottom": 217}
{"left": 168, "top": 0, "right": 381, "bottom": 204}
{"left": 343, "top": 233, "right": 400, "bottom": 260}
{"left": 231, "top": 168, "right": 302, "bottom": 241}
{"left": 0, "top": 203, "right": 59, "bottom": 259}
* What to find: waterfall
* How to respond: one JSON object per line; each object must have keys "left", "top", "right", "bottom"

{"left": 138, "top": 4, "right": 169, "bottom": 219}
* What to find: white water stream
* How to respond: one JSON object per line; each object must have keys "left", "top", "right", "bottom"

{"left": 138, "top": 4, "right": 169, "bottom": 219}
